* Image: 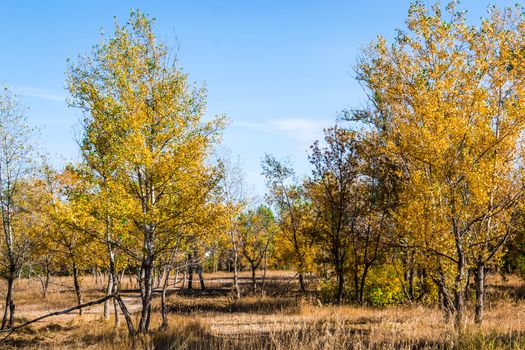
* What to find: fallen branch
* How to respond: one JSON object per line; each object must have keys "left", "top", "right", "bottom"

{"left": 0, "top": 294, "right": 115, "bottom": 342}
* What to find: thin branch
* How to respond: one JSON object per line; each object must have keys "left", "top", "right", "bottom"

{"left": 0, "top": 294, "right": 115, "bottom": 341}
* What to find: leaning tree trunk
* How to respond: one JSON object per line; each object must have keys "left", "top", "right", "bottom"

{"left": 474, "top": 261, "right": 485, "bottom": 325}
{"left": 433, "top": 271, "right": 455, "bottom": 322}
{"left": 107, "top": 240, "right": 134, "bottom": 334}
{"left": 112, "top": 281, "right": 134, "bottom": 335}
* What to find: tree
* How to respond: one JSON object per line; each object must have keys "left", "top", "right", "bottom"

{"left": 67, "top": 10, "right": 224, "bottom": 333}
{"left": 43, "top": 167, "right": 99, "bottom": 315}
{"left": 307, "top": 127, "right": 364, "bottom": 304}
{"left": 262, "top": 155, "right": 315, "bottom": 292}
{"left": 356, "top": 1, "right": 525, "bottom": 327}
{"left": 238, "top": 205, "right": 277, "bottom": 292}
{"left": 216, "top": 155, "right": 248, "bottom": 299}
{"left": 0, "top": 88, "right": 37, "bottom": 329}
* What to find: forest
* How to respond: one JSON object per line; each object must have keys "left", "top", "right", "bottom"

{"left": 1, "top": 1, "right": 525, "bottom": 349}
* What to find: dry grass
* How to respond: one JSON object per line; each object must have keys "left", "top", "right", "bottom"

{"left": 0, "top": 272, "right": 523, "bottom": 349}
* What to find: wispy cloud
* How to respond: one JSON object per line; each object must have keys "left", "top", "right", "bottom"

{"left": 234, "top": 117, "right": 332, "bottom": 141}
{"left": 14, "top": 86, "right": 66, "bottom": 103}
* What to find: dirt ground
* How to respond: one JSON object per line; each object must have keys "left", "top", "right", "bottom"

{"left": 0, "top": 271, "right": 523, "bottom": 349}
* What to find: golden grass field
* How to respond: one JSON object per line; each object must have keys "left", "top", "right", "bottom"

{"left": 0, "top": 271, "right": 523, "bottom": 349}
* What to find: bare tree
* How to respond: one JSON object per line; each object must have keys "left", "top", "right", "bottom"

{"left": 0, "top": 88, "right": 37, "bottom": 329}
{"left": 217, "top": 153, "right": 248, "bottom": 299}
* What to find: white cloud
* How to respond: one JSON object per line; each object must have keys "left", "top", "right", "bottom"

{"left": 268, "top": 118, "right": 331, "bottom": 140}
{"left": 14, "top": 86, "right": 66, "bottom": 103}
{"left": 234, "top": 117, "right": 332, "bottom": 141}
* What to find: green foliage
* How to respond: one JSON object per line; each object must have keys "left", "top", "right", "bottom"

{"left": 365, "top": 266, "right": 404, "bottom": 306}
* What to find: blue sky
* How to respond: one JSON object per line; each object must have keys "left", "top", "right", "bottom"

{"left": 0, "top": 0, "right": 518, "bottom": 195}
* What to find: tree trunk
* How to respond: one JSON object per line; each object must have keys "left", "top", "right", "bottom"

{"left": 173, "top": 269, "right": 179, "bottom": 289}
{"left": 251, "top": 263, "right": 257, "bottom": 292}
{"left": 114, "top": 294, "right": 135, "bottom": 335}
{"left": 408, "top": 267, "right": 415, "bottom": 299}
{"left": 155, "top": 267, "right": 163, "bottom": 289}
{"left": 197, "top": 264, "right": 206, "bottom": 290}
{"left": 128, "top": 269, "right": 133, "bottom": 289}
{"left": 298, "top": 272, "right": 306, "bottom": 292}
{"left": 453, "top": 280, "right": 465, "bottom": 330}
{"left": 72, "top": 264, "right": 83, "bottom": 316}
{"left": 1, "top": 273, "right": 15, "bottom": 329}
{"left": 433, "top": 272, "right": 455, "bottom": 322}
{"left": 453, "top": 261, "right": 466, "bottom": 331}
{"left": 104, "top": 272, "right": 113, "bottom": 320}
{"left": 193, "top": 247, "right": 206, "bottom": 290}
{"left": 113, "top": 296, "right": 120, "bottom": 327}
{"left": 187, "top": 253, "right": 194, "bottom": 290}
{"left": 138, "top": 256, "right": 153, "bottom": 333}
{"left": 464, "top": 269, "right": 471, "bottom": 302}
{"left": 232, "top": 248, "right": 241, "bottom": 299}
{"left": 353, "top": 267, "right": 359, "bottom": 304}
{"left": 37, "top": 266, "right": 50, "bottom": 298}
{"left": 160, "top": 264, "right": 172, "bottom": 329}
{"left": 44, "top": 268, "right": 50, "bottom": 297}
{"left": 474, "top": 261, "right": 485, "bottom": 325}
{"left": 262, "top": 255, "right": 268, "bottom": 293}
{"left": 336, "top": 267, "right": 344, "bottom": 305}
{"left": 107, "top": 241, "right": 134, "bottom": 334}
{"left": 359, "top": 265, "right": 371, "bottom": 306}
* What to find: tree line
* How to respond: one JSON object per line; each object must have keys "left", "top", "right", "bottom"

{"left": 1, "top": 1, "right": 525, "bottom": 335}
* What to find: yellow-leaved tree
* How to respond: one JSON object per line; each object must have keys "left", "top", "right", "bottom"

{"left": 67, "top": 10, "right": 225, "bottom": 334}
{"left": 356, "top": 1, "right": 525, "bottom": 327}
{"left": 262, "top": 155, "right": 317, "bottom": 292}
